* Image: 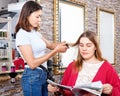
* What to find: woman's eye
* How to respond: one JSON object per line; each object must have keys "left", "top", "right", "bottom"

{"left": 79, "top": 44, "right": 92, "bottom": 47}
{"left": 87, "top": 44, "right": 92, "bottom": 47}
{"left": 36, "top": 16, "right": 39, "bottom": 18}
{"left": 36, "top": 15, "right": 41, "bottom": 18}
{"left": 39, "top": 15, "right": 42, "bottom": 18}
{"left": 79, "top": 44, "right": 84, "bottom": 47}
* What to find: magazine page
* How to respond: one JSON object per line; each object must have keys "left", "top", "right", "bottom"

{"left": 47, "top": 79, "right": 72, "bottom": 91}
{"left": 47, "top": 79, "right": 103, "bottom": 96}
{"left": 73, "top": 81, "right": 103, "bottom": 96}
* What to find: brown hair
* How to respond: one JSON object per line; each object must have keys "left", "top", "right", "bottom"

{"left": 73, "top": 30, "right": 105, "bottom": 71}
{"left": 15, "top": 1, "right": 42, "bottom": 33}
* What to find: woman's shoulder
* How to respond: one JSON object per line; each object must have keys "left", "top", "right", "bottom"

{"left": 102, "top": 60, "right": 115, "bottom": 70}
{"left": 103, "top": 60, "right": 113, "bottom": 66}
{"left": 68, "top": 60, "right": 76, "bottom": 67}
{"left": 16, "top": 28, "right": 28, "bottom": 36}
{"left": 36, "top": 31, "right": 42, "bottom": 37}
{"left": 66, "top": 60, "right": 77, "bottom": 71}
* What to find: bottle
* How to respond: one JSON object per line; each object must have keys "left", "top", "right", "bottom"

{"left": 11, "top": 63, "right": 15, "bottom": 73}
{"left": 2, "top": 63, "right": 7, "bottom": 71}
{"left": 11, "top": 78, "right": 15, "bottom": 83}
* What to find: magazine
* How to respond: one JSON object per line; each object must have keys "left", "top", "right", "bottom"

{"left": 47, "top": 79, "right": 103, "bottom": 96}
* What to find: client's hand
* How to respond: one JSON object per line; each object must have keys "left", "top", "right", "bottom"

{"left": 48, "top": 84, "right": 59, "bottom": 92}
{"left": 102, "top": 84, "right": 113, "bottom": 95}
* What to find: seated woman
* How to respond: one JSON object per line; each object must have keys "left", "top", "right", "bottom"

{"left": 48, "top": 31, "right": 120, "bottom": 96}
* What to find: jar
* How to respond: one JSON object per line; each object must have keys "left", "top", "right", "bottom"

{"left": 11, "top": 66, "right": 15, "bottom": 72}
{"left": 2, "top": 65, "right": 7, "bottom": 71}
{"left": 2, "top": 63, "right": 7, "bottom": 71}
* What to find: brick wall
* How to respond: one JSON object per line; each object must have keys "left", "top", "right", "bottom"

{"left": 40, "top": 0, "right": 120, "bottom": 72}
{"left": 0, "top": 0, "right": 120, "bottom": 95}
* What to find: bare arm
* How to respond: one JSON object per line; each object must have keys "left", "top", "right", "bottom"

{"left": 42, "top": 36, "right": 66, "bottom": 50}
{"left": 18, "top": 41, "right": 68, "bottom": 69}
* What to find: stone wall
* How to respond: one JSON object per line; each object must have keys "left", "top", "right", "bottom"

{"left": 0, "top": 0, "right": 120, "bottom": 96}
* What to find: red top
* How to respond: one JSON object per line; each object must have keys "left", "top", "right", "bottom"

{"left": 60, "top": 61, "right": 120, "bottom": 96}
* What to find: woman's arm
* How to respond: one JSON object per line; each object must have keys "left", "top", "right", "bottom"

{"left": 42, "top": 36, "right": 67, "bottom": 50}
{"left": 18, "top": 41, "right": 68, "bottom": 69}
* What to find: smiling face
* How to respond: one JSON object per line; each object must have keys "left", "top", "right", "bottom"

{"left": 28, "top": 10, "right": 42, "bottom": 29}
{"left": 79, "top": 37, "right": 96, "bottom": 61}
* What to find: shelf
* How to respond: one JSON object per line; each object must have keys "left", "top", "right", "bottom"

{"left": 0, "top": 69, "right": 23, "bottom": 82}
{"left": 0, "top": 58, "right": 9, "bottom": 60}
{"left": 0, "top": 17, "right": 12, "bottom": 71}
{"left": 0, "top": 17, "right": 11, "bottom": 23}
{"left": 0, "top": 69, "right": 24, "bottom": 75}
{"left": 0, "top": 37, "right": 9, "bottom": 40}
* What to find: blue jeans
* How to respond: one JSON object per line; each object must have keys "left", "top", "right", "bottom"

{"left": 21, "top": 68, "right": 48, "bottom": 96}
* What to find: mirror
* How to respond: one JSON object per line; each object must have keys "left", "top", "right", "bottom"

{"left": 53, "top": 0, "right": 85, "bottom": 74}
{"left": 97, "top": 7, "right": 115, "bottom": 64}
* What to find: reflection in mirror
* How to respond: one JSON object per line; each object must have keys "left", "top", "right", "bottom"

{"left": 97, "top": 8, "right": 115, "bottom": 64}
{"left": 53, "top": 0, "right": 85, "bottom": 73}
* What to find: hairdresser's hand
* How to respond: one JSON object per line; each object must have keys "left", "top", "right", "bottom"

{"left": 48, "top": 84, "right": 59, "bottom": 92}
{"left": 102, "top": 84, "right": 113, "bottom": 95}
{"left": 54, "top": 42, "right": 68, "bottom": 53}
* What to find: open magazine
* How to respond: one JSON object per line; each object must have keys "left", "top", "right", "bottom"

{"left": 47, "top": 79, "right": 103, "bottom": 96}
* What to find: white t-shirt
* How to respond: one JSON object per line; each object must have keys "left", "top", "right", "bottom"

{"left": 15, "top": 28, "right": 47, "bottom": 68}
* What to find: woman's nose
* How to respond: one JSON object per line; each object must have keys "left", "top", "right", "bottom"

{"left": 83, "top": 46, "right": 87, "bottom": 50}
{"left": 38, "top": 18, "right": 41, "bottom": 22}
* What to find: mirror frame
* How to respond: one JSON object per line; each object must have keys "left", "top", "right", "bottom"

{"left": 53, "top": 0, "right": 86, "bottom": 74}
{"left": 97, "top": 7, "right": 116, "bottom": 65}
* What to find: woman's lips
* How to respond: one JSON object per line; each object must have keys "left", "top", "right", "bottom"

{"left": 81, "top": 52, "right": 88, "bottom": 55}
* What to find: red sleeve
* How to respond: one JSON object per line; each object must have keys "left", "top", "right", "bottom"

{"left": 61, "top": 61, "right": 78, "bottom": 86}
{"left": 60, "top": 62, "right": 73, "bottom": 85}
{"left": 93, "top": 61, "right": 120, "bottom": 96}
{"left": 59, "top": 61, "right": 78, "bottom": 96}
{"left": 107, "top": 64, "right": 120, "bottom": 96}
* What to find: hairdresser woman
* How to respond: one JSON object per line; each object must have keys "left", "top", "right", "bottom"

{"left": 15, "top": 1, "right": 68, "bottom": 96}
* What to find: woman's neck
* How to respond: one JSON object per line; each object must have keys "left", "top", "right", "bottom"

{"left": 84, "top": 57, "right": 100, "bottom": 64}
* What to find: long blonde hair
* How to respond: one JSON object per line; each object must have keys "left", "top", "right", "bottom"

{"left": 72, "top": 31, "right": 105, "bottom": 71}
